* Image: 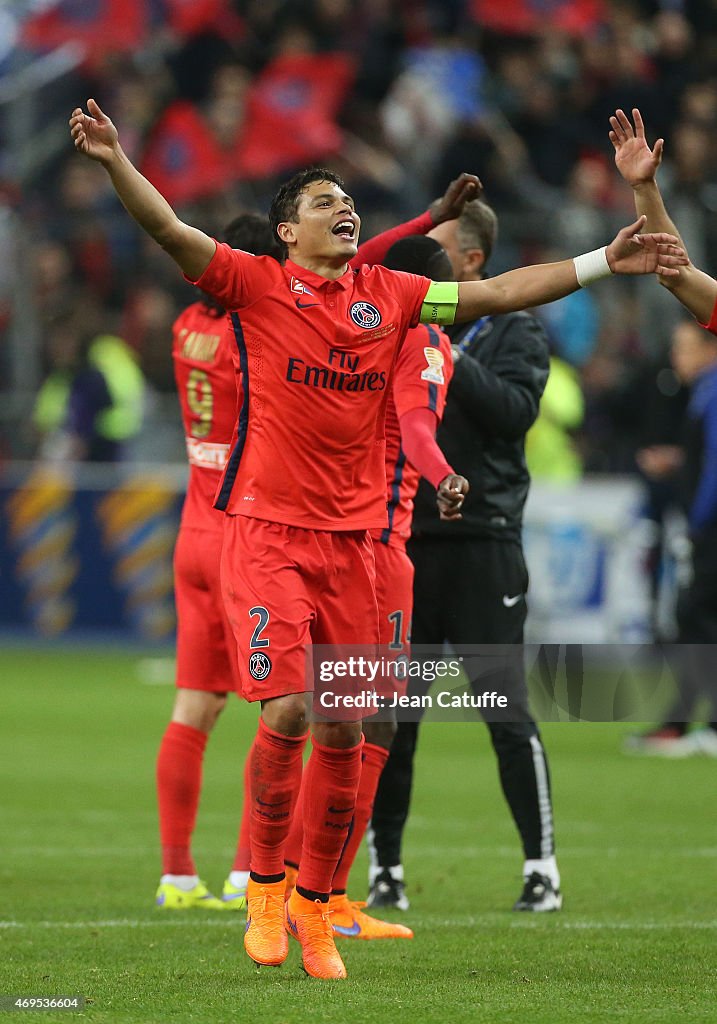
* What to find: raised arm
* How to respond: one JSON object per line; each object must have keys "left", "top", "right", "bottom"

{"left": 69, "top": 99, "right": 216, "bottom": 281}
{"left": 450, "top": 217, "right": 687, "bottom": 323}
{"left": 610, "top": 106, "right": 717, "bottom": 325}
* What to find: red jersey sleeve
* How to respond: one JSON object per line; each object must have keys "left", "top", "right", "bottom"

{"left": 393, "top": 323, "right": 454, "bottom": 421}
{"left": 184, "top": 242, "right": 278, "bottom": 310}
{"left": 398, "top": 407, "right": 454, "bottom": 489}
{"left": 699, "top": 295, "right": 717, "bottom": 335}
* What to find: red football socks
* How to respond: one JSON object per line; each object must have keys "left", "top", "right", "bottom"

{"left": 283, "top": 773, "right": 305, "bottom": 869}
{"left": 297, "top": 735, "right": 363, "bottom": 897}
{"left": 249, "top": 718, "right": 307, "bottom": 877}
{"left": 156, "top": 721, "right": 208, "bottom": 876}
{"left": 331, "top": 741, "right": 389, "bottom": 892}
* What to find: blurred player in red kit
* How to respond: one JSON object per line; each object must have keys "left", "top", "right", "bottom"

{"left": 156, "top": 214, "right": 282, "bottom": 912}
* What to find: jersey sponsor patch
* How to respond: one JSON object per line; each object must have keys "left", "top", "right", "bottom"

{"left": 185, "top": 437, "right": 230, "bottom": 470}
{"left": 349, "top": 301, "right": 382, "bottom": 329}
{"left": 420, "top": 346, "right": 446, "bottom": 384}
{"left": 249, "top": 651, "right": 272, "bottom": 680}
{"left": 290, "top": 276, "right": 314, "bottom": 297}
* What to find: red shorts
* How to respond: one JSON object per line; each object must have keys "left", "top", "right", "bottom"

{"left": 373, "top": 540, "right": 413, "bottom": 700}
{"left": 221, "top": 515, "right": 379, "bottom": 705}
{"left": 373, "top": 540, "right": 414, "bottom": 651}
{"left": 174, "top": 526, "right": 241, "bottom": 695}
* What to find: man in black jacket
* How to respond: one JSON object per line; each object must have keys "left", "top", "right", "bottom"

{"left": 367, "top": 199, "right": 562, "bottom": 912}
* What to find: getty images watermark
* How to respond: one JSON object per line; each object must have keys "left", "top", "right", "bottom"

{"left": 305, "top": 644, "right": 717, "bottom": 723}
{"left": 315, "top": 654, "right": 507, "bottom": 712}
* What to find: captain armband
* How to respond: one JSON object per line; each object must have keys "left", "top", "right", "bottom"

{"left": 419, "top": 281, "right": 459, "bottom": 326}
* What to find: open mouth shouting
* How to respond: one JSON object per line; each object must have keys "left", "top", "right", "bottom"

{"left": 332, "top": 219, "right": 356, "bottom": 243}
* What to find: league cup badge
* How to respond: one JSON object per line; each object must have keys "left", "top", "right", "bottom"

{"left": 420, "top": 347, "right": 446, "bottom": 384}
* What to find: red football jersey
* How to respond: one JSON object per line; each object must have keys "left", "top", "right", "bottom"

{"left": 172, "top": 301, "right": 240, "bottom": 531}
{"left": 374, "top": 323, "right": 454, "bottom": 548}
{"left": 188, "top": 244, "right": 431, "bottom": 530}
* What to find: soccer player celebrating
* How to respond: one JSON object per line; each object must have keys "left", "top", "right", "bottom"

{"left": 282, "top": 234, "right": 465, "bottom": 939}
{"left": 156, "top": 214, "right": 282, "bottom": 914}
{"left": 70, "top": 97, "right": 686, "bottom": 980}
{"left": 158, "top": 179, "right": 480, "bottom": 915}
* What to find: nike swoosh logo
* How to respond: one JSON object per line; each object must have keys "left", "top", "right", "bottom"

{"left": 286, "top": 909, "right": 298, "bottom": 936}
{"left": 296, "top": 300, "right": 320, "bottom": 309}
{"left": 332, "top": 920, "right": 362, "bottom": 937}
{"left": 502, "top": 594, "right": 523, "bottom": 608}
{"left": 257, "top": 797, "right": 286, "bottom": 807}
{"left": 328, "top": 805, "right": 354, "bottom": 814}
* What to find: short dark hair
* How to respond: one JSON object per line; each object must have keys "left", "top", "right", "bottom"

{"left": 269, "top": 167, "right": 345, "bottom": 258}
{"left": 457, "top": 199, "right": 498, "bottom": 268}
{"left": 383, "top": 235, "right": 454, "bottom": 282}
{"left": 201, "top": 212, "right": 282, "bottom": 314}
{"left": 222, "top": 212, "right": 282, "bottom": 260}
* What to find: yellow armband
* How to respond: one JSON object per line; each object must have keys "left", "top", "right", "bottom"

{"left": 419, "top": 281, "right": 459, "bottom": 326}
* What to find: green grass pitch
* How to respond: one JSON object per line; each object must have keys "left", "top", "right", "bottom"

{"left": 1, "top": 646, "right": 715, "bottom": 1023}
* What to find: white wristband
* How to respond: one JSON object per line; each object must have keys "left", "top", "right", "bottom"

{"left": 573, "top": 246, "right": 612, "bottom": 287}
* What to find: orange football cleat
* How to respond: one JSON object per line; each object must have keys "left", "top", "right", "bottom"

{"left": 244, "top": 878, "right": 288, "bottom": 967}
{"left": 285, "top": 890, "right": 347, "bottom": 979}
{"left": 328, "top": 894, "right": 414, "bottom": 939}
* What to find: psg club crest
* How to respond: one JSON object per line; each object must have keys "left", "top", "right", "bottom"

{"left": 249, "top": 651, "right": 272, "bottom": 681}
{"left": 349, "top": 302, "right": 382, "bottom": 330}
{"left": 420, "top": 347, "right": 446, "bottom": 384}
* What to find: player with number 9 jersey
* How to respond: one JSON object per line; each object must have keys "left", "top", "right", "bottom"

{"left": 155, "top": 214, "right": 284, "bottom": 915}
{"left": 171, "top": 300, "right": 241, "bottom": 694}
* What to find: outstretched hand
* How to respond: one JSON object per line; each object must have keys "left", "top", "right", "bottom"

{"left": 69, "top": 98, "right": 119, "bottom": 164}
{"left": 430, "top": 173, "right": 483, "bottom": 224}
{"left": 609, "top": 108, "right": 663, "bottom": 187}
{"left": 606, "top": 216, "right": 687, "bottom": 277}
{"left": 437, "top": 474, "right": 470, "bottom": 521}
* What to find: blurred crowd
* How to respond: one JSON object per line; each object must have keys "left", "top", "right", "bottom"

{"left": 3, "top": 0, "right": 717, "bottom": 473}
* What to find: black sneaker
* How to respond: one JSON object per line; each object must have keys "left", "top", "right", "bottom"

{"left": 513, "top": 872, "right": 562, "bottom": 912}
{"left": 367, "top": 869, "right": 410, "bottom": 911}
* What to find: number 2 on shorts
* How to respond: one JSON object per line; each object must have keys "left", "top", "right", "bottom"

{"left": 249, "top": 606, "right": 270, "bottom": 648}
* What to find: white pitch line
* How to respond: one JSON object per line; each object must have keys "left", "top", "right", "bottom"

{"left": 433, "top": 918, "right": 717, "bottom": 931}
{"left": 1, "top": 918, "right": 716, "bottom": 931}
{"left": 413, "top": 845, "right": 717, "bottom": 858}
{"left": 0, "top": 919, "right": 241, "bottom": 930}
{"left": 513, "top": 920, "right": 717, "bottom": 931}
{"left": 5, "top": 842, "right": 716, "bottom": 858}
